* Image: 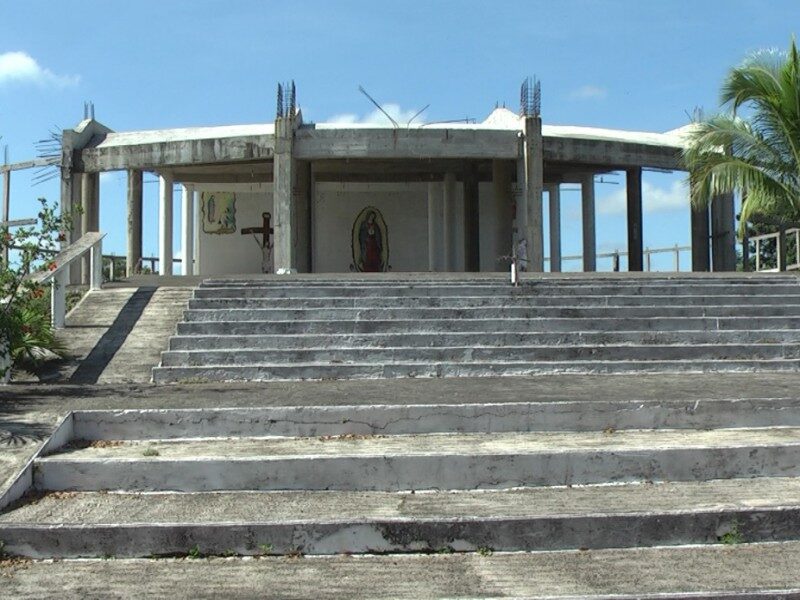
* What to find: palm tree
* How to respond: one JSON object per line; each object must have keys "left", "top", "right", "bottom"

{"left": 683, "top": 38, "right": 800, "bottom": 230}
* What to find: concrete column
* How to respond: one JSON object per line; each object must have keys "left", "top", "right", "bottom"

{"left": 427, "top": 182, "right": 440, "bottom": 271}
{"left": 81, "top": 172, "right": 100, "bottom": 284}
{"left": 294, "top": 160, "right": 312, "bottom": 273}
{"left": 274, "top": 117, "right": 296, "bottom": 273}
{"left": 492, "top": 160, "right": 513, "bottom": 272}
{"left": 691, "top": 204, "right": 711, "bottom": 272}
{"left": 547, "top": 183, "right": 561, "bottom": 272}
{"left": 463, "top": 163, "right": 480, "bottom": 272}
{"left": 522, "top": 117, "right": 545, "bottom": 271}
{"left": 158, "top": 172, "right": 174, "bottom": 276}
{"left": 2, "top": 170, "right": 10, "bottom": 265}
{"left": 193, "top": 188, "right": 201, "bottom": 275}
{"left": 443, "top": 171, "right": 455, "bottom": 271}
{"left": 181, "top": 184, "right": 194, "bottom": 276}
{"left": 581, "top": 173, "right": 596, "bottom": 272}
{"left": 127, "top": 169, "right": 143, "bottom": 277}
{"left": 67, "top": 173, "right": 82, "bottom": 284}
{"left": 711, "top": 192, "right": 736, "bottom": 271}
{"left": 626, "top": 167, "right": 644, "bottom": 271}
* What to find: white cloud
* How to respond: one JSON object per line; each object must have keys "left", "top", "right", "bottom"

{"left": 598, "top": 179, "right": 689, "bottom": 215}
{"left": 0, "top": 51, "right": 79, "bottom": 87}
{"left": 327, "top": 103, "right": 425, "bottom": 126}
{"left": 569, "top": 85, "right": 608, "bottom": 100}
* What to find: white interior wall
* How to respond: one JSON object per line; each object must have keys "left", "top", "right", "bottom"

{"left": 314, "top": 182, "right": 428, "bottom": 272}
{"left": 192, "top": 178, "right": 502, "bottom": 274}
{"left": 195, "top": 182, "right": 273, "bottom": 275}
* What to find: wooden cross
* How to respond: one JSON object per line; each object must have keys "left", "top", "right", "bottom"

{"left": 241, "top": 212, "right": 273, "bottom": 248}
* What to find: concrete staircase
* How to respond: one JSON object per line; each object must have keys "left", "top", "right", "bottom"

{"left": 153, "top": 274, "right": 800, "bottom": 383}
{"left": 4, "top": 395, "right": 800, "bottom": 565}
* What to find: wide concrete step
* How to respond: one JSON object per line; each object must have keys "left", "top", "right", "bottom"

{"left": 159, "top": 343, "right": 800, "bottom": 367}
{"left": 188, "top": 293, "right": 800, "bottom": 309}
{"left": 168, "top": 329, "right": 800, "bottom": 350}
{"left": 193, "top": 283, "right": 800, "bottom": 299}
{"left": 2, "top": 478, "right": 799, "bottom": 557}
{"left": 7, "top": 543, "right": 800, "bottom": 598}
{"left": 175, "top": 316, "right": 800, "bottom": 335}
{"left": 194, "top": 284, "right": 798, "bottom": 298}
{"left": 33, "top": 427, "right": 800, "bottom": 492}
{"left": 181, "top": 304, "right": 800, "bottom": 322}
{"left": 200, "top": 275, "right": 799, "bottom": 287}
{"left": 152, "top": 358, "right": 800, "bottom": 381}
{"left": 65, "top": 400, "right": 800, "bottom": 439}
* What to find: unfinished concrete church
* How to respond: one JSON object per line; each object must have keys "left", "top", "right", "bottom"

{"left": 59, "top": 81, "right": 737, "bottom": 277}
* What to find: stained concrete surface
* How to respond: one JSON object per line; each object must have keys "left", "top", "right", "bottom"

{"left": 3, "top": 544, "right": 800, "bottom": 599}
{"left": 14, "top": 285, "right": 191, "bottom": 385}
{"left": 5, "top": 374, "right": 800, "bottom": 595}
{"left": 5, "top": 477, "right": 800, "bottom": 524}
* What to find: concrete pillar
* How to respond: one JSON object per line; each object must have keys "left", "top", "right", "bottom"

{"left": 2, "top": 170, "right": 10, "bottom": 265}
{"left": 127, "top": 169, "right": 143, "bottom": 277}
{"left": 463, "top": 163, "right": 480, "bottom": 272}
{"left": 626, "top": 167, "right": 644, "bottom": 271}
{"left": 522, "top": 117, "right": 545, "bottom": 271}
{"left": 443, "top": 171, "right": 455, "bottom": 271}
{"left": 181, "top": 184, "right": 194, "bottom": 276}
{"left": 193, "top": 188, "right": 201, "bottom": 275}
{"left": 581, "top": 173, "right": 596, "bottom": 272}
{"left": 691, "top": 205, "right": 711, "bottom": 272}
{"left": 158, "top": 172, "right": 173, "bottom": 276}
{"left": 547, "top": 183, "right": 561, "bottom": 273}
{"left": 711, "top": 192, "right": 736, "bottom": 271}
{"left": 274, "top": 117, "right": 296, "bottom": 273}
{"left": 81, "top": 172, "right": 99, "bottom": 284}
{"left": 67, "top": 173, "right": 83, "bottom": 284}
{"left": 427, "top": 182, "right": 441, "bottom": 271}
{"left": 294, "top": 160, "right": 312, "bottom": 273}
{"left": 492, "top": 160, "right": 513, "bottom": 272}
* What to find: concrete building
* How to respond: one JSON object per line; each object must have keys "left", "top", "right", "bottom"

{"left": 58, "top": 83, "right": 737, "bottom": 277}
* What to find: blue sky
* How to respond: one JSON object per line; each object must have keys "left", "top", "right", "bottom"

{"left": 1, "top": 1, "right": 796, "bottom": 271}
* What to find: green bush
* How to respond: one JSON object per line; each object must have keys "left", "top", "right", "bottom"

{"left": 1, "top": 197, "right": 73, "bottom": 379}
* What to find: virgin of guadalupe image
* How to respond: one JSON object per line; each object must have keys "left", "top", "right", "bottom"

{"left": 352, "top": 207, "right": 389, "bottom": 272}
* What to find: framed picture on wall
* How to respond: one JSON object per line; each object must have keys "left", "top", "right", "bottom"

{"left": 201, "top": 192, "right": 237, "bottom": 234}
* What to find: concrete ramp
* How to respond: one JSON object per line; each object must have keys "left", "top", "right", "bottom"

{"left": 47, "top": 283, "right": 192, "bottom": 384}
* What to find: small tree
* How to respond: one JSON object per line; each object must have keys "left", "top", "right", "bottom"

{"left": 1, "top": 197, "right": 72, "bottom": 381}
{"left": 684, "top": 38, "right": 800, "bottom": 231}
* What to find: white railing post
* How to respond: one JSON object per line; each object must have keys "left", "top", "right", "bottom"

{"left": 90, "top": 239, "right": 103, "bottom": 291}
{"left": 51, "top": 268, "right": 68, "bottom": 329}
{"left": 645, "top": 248, "right": 651, "bottom": 272}
{"left": 674, "top": 244, "right": 680, "bottom": 271}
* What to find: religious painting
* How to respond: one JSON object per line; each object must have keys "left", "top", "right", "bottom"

{"left": 352, "top": 207, "right": 389, "bottom": 272}
{"left": 201, "top": 192, "right": 236, "bottom": 234}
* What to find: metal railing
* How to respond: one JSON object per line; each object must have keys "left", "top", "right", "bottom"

{"left": 749, "top": 228, "right": 800, "bottom": 272}
{"left": 549, "top": 244, "right": 692, "bottom": 272}
{"left": 10, "top": 245, "right": 183, "bottom": 281}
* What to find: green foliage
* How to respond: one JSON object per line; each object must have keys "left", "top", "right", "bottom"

{"left": 187, "top": 545, "right": 202, "bottom": 559}
{"left": 719, "top": 520, "right": 744, "bottom": 545}
{"left": 258, "top": 543, "right": 273, "bottom": 555}
{"left": 4, "top": 292, "right": 65, "bottom": 367}
{"left": 1, "top": 197, "right": 73, "bottom": 378}
{"left": 684, "top": 38, "right": 800, "bottom": 233}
